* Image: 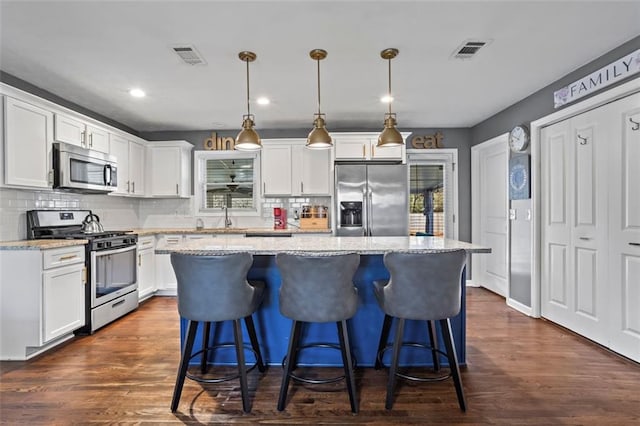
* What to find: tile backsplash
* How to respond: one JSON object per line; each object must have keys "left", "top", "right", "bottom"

{"left": 0, "top": 187, "right": 332, "bottom": 241}
{"left": 0, "top": 188, "right": 140, "bottom": 241}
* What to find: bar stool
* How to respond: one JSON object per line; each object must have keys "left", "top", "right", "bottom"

{"left": 170, "top": 252, "right": 266, "bottom": 413}
{"left": 275, "top": 252, "right": 360, "bottom": 413}
{"left": 373, "top": 249, "right": 467, "bottom": 411}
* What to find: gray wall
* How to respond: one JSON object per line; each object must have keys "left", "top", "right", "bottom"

{"left": 471, "top": 35, "right": 640, "bottom": 145}
{"left": 470, "top": 35, "right": 640, "bottom": 306}
{"left": 142, "top": 127, "right": 473, "bottom": 242}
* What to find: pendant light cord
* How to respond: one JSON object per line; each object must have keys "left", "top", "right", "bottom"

{"left": 246, "top": 58, "right": 251, "bottom": 116}
{"left": 317, "top": 58, "right": 322, "bottom": 115}
{"left": 388, "top": 57, "right": 392, "bottom": 115}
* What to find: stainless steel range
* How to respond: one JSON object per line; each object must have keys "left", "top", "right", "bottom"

{"left": 27, "top": 210, "right": 138, "bottom": 334}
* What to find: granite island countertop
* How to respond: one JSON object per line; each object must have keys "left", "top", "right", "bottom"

{"left": 155, "top": 235, "right": 491, "bottom": 255}
{"left": 132, "top": 227, "right": 332, "bottom": 236}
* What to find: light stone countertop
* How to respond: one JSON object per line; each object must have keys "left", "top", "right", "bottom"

{"left": 0, "top": 239, "right": 88, "bottom": 250}
{"left": 155, "top": 235, "right": 491, "bottom": 255}
{"left": 131, "top": 228, "right": 332, "bottom": 236}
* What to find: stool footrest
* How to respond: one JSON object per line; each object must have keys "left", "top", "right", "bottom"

{"left": 377, "top": 342, "right": 452, "bottom": 382}
{"left": 186, "top": 343, "right": 260, "bottom": 384}
{"left": 282, "top": 343, "right": 357, "bottom": 385}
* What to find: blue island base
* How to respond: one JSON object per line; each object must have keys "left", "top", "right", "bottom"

{"left": 179, "top": 254, "right": 466, "bottom": 368}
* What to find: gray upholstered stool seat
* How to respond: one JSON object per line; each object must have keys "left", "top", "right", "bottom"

{"left": 170, "top": 252, "right": 266, "bottom": 413}
{"left": 373, "top": 249, "right": 467, "bottom": 411}
{"left": 275, "top": 252, "right": 360, "bottom": 413}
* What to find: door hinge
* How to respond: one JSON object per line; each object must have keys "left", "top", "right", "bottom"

{"left": 453, "top": 214, "right": 456, "bottom": 223}
{"left": 452, "top": 163, "right": 456, "bottom": 172}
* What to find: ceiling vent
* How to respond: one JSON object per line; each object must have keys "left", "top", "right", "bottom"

{"left": 451, "top": 39, "right": 491, "bottom": 60}
{"left": 172, "top": 45, "right": 207, "bottom": 65}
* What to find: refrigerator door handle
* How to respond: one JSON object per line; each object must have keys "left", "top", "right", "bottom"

{"left": 367, "top": 189, "right": 373, "bottom": 236}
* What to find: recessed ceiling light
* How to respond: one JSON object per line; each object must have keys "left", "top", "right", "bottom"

{"left": 380, "top": 95, "right": 394, "bottom": 103}
{"left": 256, "top": 97, "right": 270, "bottom": 105}
{"left": 129, "top": 88, "right": 146, "bottom": 98}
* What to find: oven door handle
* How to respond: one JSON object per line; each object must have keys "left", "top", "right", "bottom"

{"left": 92, "top": 245, "right": 137, "bottom": 257}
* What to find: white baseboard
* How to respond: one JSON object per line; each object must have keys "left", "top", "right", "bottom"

{"left": 466, "top": 280, "right": 481, "bottom": 287}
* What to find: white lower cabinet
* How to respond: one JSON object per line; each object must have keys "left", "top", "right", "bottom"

{"left": 137, "top": 236, "right": 156, "bottom": 301}
{"left": 154, "top": 234, "right": 183, "bottom": 295}
{"left": 0, "top": 245, "right": 85, "bottom": 360}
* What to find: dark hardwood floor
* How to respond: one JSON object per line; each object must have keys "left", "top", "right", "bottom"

{"left": 1, "top": 288, "right": 639, "bottom": 425}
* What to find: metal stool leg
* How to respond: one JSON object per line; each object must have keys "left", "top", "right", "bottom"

{"left": 278, "top": 320, "right": 302, "bottom": 411}
{"left": 244, "top": 315, "right": 266, "bottom": 373}
{"left": 337, "top": 320, "right": 358, "bottom": 413}
{"left": 171, "top": 320, "right": 198, "bottom": 412}
{"left": 440, "top": 318, "right": 466, "bottom": 412}
{"left": 427, "top": 320, "right": 441, "bottom": 371}
{"left": 200, "top": 321, "right": 211, "bottom": 373}
{"left": 375, "top": 314, "right": 393, "bottom": 370}
{"left": 233, "top": 318, "right": 251, "bottom": 413}
{"left": 385, "top": 317, "right": 405, "bottom": 410}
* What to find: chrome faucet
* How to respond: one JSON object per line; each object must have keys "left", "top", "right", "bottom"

{"left": 222, "top": 205, "right": 232, "bottom": 228}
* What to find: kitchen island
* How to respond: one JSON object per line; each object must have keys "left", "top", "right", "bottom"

{"left": 157, "top": 236, "right": 490, "bottom": 367}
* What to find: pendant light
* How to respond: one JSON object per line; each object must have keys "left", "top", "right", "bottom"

{"left": 377, "top": 48, "right": 403, "bottom": 147}
{"left": 235, "top": 51, "right": 262, "bottom": 151}
{"left": 306, "top": 49, "right": 332, "bottom": 149}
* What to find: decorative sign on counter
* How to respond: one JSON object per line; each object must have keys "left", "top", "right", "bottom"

{"left": 554, "top": 48, "right": 640, "bottom": 108}
{"left": 410, "top": 131, "right": 444, "bottom": 149}
{"left": 204, "top": 131, "right": 236, "bottom": 150}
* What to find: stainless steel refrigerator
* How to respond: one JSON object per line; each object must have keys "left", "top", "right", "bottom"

{"left": 335, "top": 164, "right": 409, "bottom": 236}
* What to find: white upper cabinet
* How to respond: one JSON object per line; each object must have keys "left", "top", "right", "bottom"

{"left": 333, "top": 132, "right": 406, "bottom": 162}
{"left": 109, "top": 134, "right": 146, "bottom": 196}
{"left": 262, "top": 139, "right": 332, "bottom": 196}
{"left": 293, "top": 144, "right": 331, "bottom": 195}
{"left": 54, "top": 113, "right": 109, "bottom": 153}
{"left": 147, "top": 140, "right": 193, "bottom": 198}
{"left": 3, "top": 96, "right": 53, "bottom": 189}
{"left": 262, "top": 143, "right": 292, "bottom": 195}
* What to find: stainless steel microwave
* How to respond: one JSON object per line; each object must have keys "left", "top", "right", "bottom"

{"left": 53, "top": 142, "right": 118, "bottom": 193}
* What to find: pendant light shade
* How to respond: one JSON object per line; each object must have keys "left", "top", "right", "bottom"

{"left": 235, "top": 51, "right": 262, "bottom": 151}
{"left": 377, "top": 48, "right": 404, "bottom": 147}
{"left": 306, "top": 49, "right": 332, "bottom": 149}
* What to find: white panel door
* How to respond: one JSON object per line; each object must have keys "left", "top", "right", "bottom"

{"left": 472, "top": 136, "right": 509, "bottom": 297}
{"left": 569, "top": 107, "right": 609, "bottom": 344}
{"left": 608, "top": 92, "right": 640, "bottom": 362}
{"left": 541, "top": 107, "right": 610, "bottom": 344}
{"left": 541, "top": 119, "right": 574, "bottom": 328}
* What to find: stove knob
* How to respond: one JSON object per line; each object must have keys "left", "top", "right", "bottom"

{"left": 106, "top": 241, "right": 112, "bottom": 248}
{"left": 97, "top": 242, "right": 105, "bottom": 249}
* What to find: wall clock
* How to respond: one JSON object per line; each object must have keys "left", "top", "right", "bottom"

{"left": 509, "top": 154, "right": 530, "bottom": 200}
{"left": 509, "top": 124, "right": 530, "bottom": 152}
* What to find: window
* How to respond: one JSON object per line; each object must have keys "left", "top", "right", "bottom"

{"left": 194, "top": 151, "right": 260, "bottom": 215}
{"left": 407, "top": 150, "right": 458, "bottom": 239}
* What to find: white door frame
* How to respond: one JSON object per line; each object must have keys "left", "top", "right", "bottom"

{"left": 406, "top": 149, "right": 459, "bottom": 240}
{"left": 471, "top": 134, "right": 510, "bottom": 296}
{"left": 529, "top": 77, "right": 640, "bottom": 318}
